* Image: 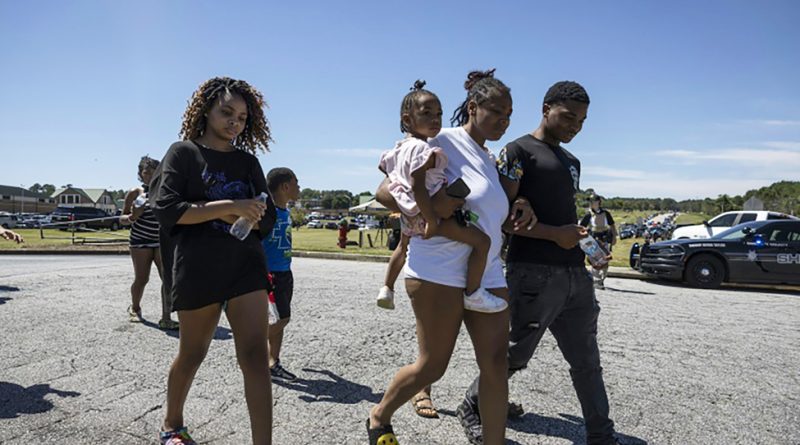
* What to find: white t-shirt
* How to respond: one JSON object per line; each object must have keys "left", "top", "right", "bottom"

{"left": 404, "top": 127, "right": 510, "bottom": 289}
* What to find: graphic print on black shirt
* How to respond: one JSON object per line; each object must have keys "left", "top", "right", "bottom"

{"left": 201, "top": 167, "right": 252, "bottom": 234}
{"left": 497, "top": 134, "right": 585, "bottom": 266}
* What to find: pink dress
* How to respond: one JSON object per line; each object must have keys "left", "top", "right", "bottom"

{"left": 379, "top": 137, "right": 448, "bottom": 237}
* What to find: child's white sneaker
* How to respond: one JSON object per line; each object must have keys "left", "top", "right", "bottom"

{"left": 464, "top": 288, "right": 508, "bottom": 313}
{"left": 376, "top": 285, "right": 395, "bottom": 310}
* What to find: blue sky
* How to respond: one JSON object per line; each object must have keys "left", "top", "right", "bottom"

{"left": 1, "top": 0, "right": 798, "bottom": 200}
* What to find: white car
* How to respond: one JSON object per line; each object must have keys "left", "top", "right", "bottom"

{"left": 0, "top": 212, "right": 19, "bottom": 229}
{"left": 671, "top": 211, "right": 798, "bottom": 240}
{"left": 307, "top": 220, "right": 323, "bottom": 229}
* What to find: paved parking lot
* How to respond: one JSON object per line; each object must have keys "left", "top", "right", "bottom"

{"left": 0, "top": 255, "right": 798, "bottom": 444}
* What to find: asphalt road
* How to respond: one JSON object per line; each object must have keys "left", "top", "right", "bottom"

{"left": 0, "top": 256, "right": 798, "bottom": 444}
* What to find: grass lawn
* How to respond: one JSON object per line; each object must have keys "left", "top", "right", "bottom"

{"left": 293, "top": 227, "right": 393, "bottom": 256}
{"left": 675, "top": 213, "right": 711, "bottom": 225}
{"left": 1, "top": 228, "right": 130, "bottom": 250}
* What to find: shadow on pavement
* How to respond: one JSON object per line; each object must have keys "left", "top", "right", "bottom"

{"left": 272, "top": 368, "right": 381, "bottom": 404}
{"left": 0, "top": 382, "right": 80, "bottom": 419}
{"left": 506, "top": 412, "right": 648, "bottom": 445}
{"left": 139, "top": 320, "right": 232, "bottom": 340}
{"left": 602, "top": 286, "right": 655, "bottom": 295}
{"left": 0, "top": 297, "right": 11, "bottom": 305}
{"left": 0, "top": 285, "right": 20, "bottom": 292}
{"left": 436, "top": 409, "right": 648, "bottom": 444}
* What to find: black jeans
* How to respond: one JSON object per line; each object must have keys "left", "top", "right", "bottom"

{"left": 466, "top": 263, "right": 616, "bottom": 444}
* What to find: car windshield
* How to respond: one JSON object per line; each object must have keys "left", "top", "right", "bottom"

{"left": 713, "top": 223, "right": 762, "bottom": 240}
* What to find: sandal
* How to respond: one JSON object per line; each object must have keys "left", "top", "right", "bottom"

{"left": 410, "top": 394, "right": 439, "bottom": 419}
{"left": 128, "top": 305, "right": 142, "bottom": 323}
{"left": 158, "top": 319, "right": 180, "bottom": 330}
{"left": 366, "top": 418, "right": 399, "bottom": 445}
{"left": 160, "top": 426, "right": 196, "bottom": 445}
{"left": 508, "top": 401, "right": 524, "bottom": 418}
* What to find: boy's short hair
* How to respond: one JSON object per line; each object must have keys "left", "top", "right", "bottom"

{"left": 543, "top": 81, "right": 590, "bottom": 106}
{"left": 267, "top": 167, "right": 296, "bottom": 193}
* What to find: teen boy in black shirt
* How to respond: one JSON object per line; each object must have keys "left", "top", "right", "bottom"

{"left": 458, "top": 81, "right": 620, "bottom": 445}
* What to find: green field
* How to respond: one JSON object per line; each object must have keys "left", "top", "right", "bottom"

{"left": 0, "top": 228, "right": 130, "bottom": 250}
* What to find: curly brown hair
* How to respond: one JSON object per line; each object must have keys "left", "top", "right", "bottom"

{"left": 179, "top": 77, "right": 272, "bottom": 154}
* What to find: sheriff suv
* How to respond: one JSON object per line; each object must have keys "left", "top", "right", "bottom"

{"left": 631, "top": 219, "right": 800, "bottom": 288}
{"left": 50, "top": 206, "right": 121, "bottom": 231}
{"left": 671, "top": 211, "right": 797, "bottom": 240}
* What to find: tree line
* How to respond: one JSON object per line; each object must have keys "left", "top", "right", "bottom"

{"left": 581, "top": 181, "right": 799, "bottom": 216}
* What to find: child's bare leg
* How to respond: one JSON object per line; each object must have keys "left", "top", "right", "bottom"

{"left": 384, "top": 234, "right": 409, "bottom": 289}
{"left": 436, "top": 218, "right": 490, "bottom": 294}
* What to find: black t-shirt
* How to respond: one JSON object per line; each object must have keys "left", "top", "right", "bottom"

{"left": 151, "top": 141, "right": 276, "bottom": 311}
{"left": 498, "top": 134, "right": 584, "bottom": 266}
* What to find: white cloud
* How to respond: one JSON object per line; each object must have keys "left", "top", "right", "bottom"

{"left": 762, "top": 141, "right": 800, "bottom": 150}
{"left": 656, "top": 147, "right": 800, "bottom": 167}
{"left": 585, "top": 177, "right": 777, "bottom": 200}
{"left": 741, "top": 119, "right": 800, "bottom": 127}
{"left": 582, "top": 166, "right": 646, "bottom": 179}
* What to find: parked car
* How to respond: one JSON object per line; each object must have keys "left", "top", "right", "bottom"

{"left": 361, "top": 219, "right": 381, "bottom": 229}
{"left": 307, "top": 220, "right": 323, "bottom": 229}
{"left": 50, "top": 206, "right": 121, "bottom": 231}
{"left": 619, "top": 226, "right": 636, "bottom": 240}
{"left": 671, "top": 211, "right": 797, "bottom": 240}
{"left": 630, "top": 220, "right": 800, "bottom": 288}
{"left": 324, "top": 221, "right": 339, "bottom": 230}
{"left": 20, "top": 214, "right": 51, "bottom": 228}
{"left": 0, "top": 212, "right": 19, "bottom": 229}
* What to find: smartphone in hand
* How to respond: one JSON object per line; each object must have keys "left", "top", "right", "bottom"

{"left": 445, "top": 178, "right": 471, "bottom": 199}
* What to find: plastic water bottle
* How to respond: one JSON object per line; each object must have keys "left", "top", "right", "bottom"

{"left": 133, "top": 194, "right": 147, "bottom": 208}
{"left": 267, "top": 291, "right": 280, "bottom": 325}
{"left": 579, "top": 235, "right": 609, "bottom": 268}
{"left": 229, "top": 192, "right": 269, "bottom": 241}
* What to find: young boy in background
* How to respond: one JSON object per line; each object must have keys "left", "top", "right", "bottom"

{"left": 263, "top": 167, "right": 301, "bottom": 381}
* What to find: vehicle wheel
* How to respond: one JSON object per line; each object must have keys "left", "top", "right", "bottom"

{"left": 78, "top": 223, "right": 87, "bottom": 231}
{"left": 111, "top": 221, "right": 119, "bottom": 231}
{"left": 685, "top": 254, "right": 725, "bottom": 289}
{"left": 1, "top": 223, "right": 8, "bottom": 229}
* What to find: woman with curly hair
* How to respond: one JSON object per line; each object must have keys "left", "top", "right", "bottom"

{"left": 121, "top": 155, "right": 179, "bottom": 330}
{"left": 152, "top": 77, "right": 277, "bottom": 445}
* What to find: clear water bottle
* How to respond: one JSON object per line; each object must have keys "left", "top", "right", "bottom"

{"left": 229, "top": 192, "right": 269, "bottom": 241}
{"left": 579, "top": 235, "right": 609, "bottom": 268}
{"left": 133, "top": 193, "right": 147, "bottom": 208}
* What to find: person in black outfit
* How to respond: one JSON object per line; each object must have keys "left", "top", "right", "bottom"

{"left": 121, "top": 155, "right": 178, "bottom": 330}
{"left": 580, "top": 194, "right": 617, "bottom": 289}
{"left": 151, "top": 77, "right": 277, "bottom": 445}
{"left": 457, "top": 81, "right": 621, "bottom": 445}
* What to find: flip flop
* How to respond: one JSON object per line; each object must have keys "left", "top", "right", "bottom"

{"left": 366, "top": 418, "right": 399, "bottom": 445}
{"left": 410, "top": 394, "right": 439, "bottom": 419}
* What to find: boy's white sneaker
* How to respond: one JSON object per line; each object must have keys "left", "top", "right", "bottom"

{"left": 376, "top": 285, "right": 395, "bottom": 310}
{"left": 464, "top": 288, "right": 508, "bottom": 313}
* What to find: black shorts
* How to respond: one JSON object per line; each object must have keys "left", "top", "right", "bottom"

{"left": 268, "top": 271, "right": 294, "bottom": 320}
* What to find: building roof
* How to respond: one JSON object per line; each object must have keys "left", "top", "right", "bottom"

{"left": 0, "top": 184, "right": 51, "bottom": 199}
{"left": 51, "top": 187, "right": 110, "bottom": 203}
